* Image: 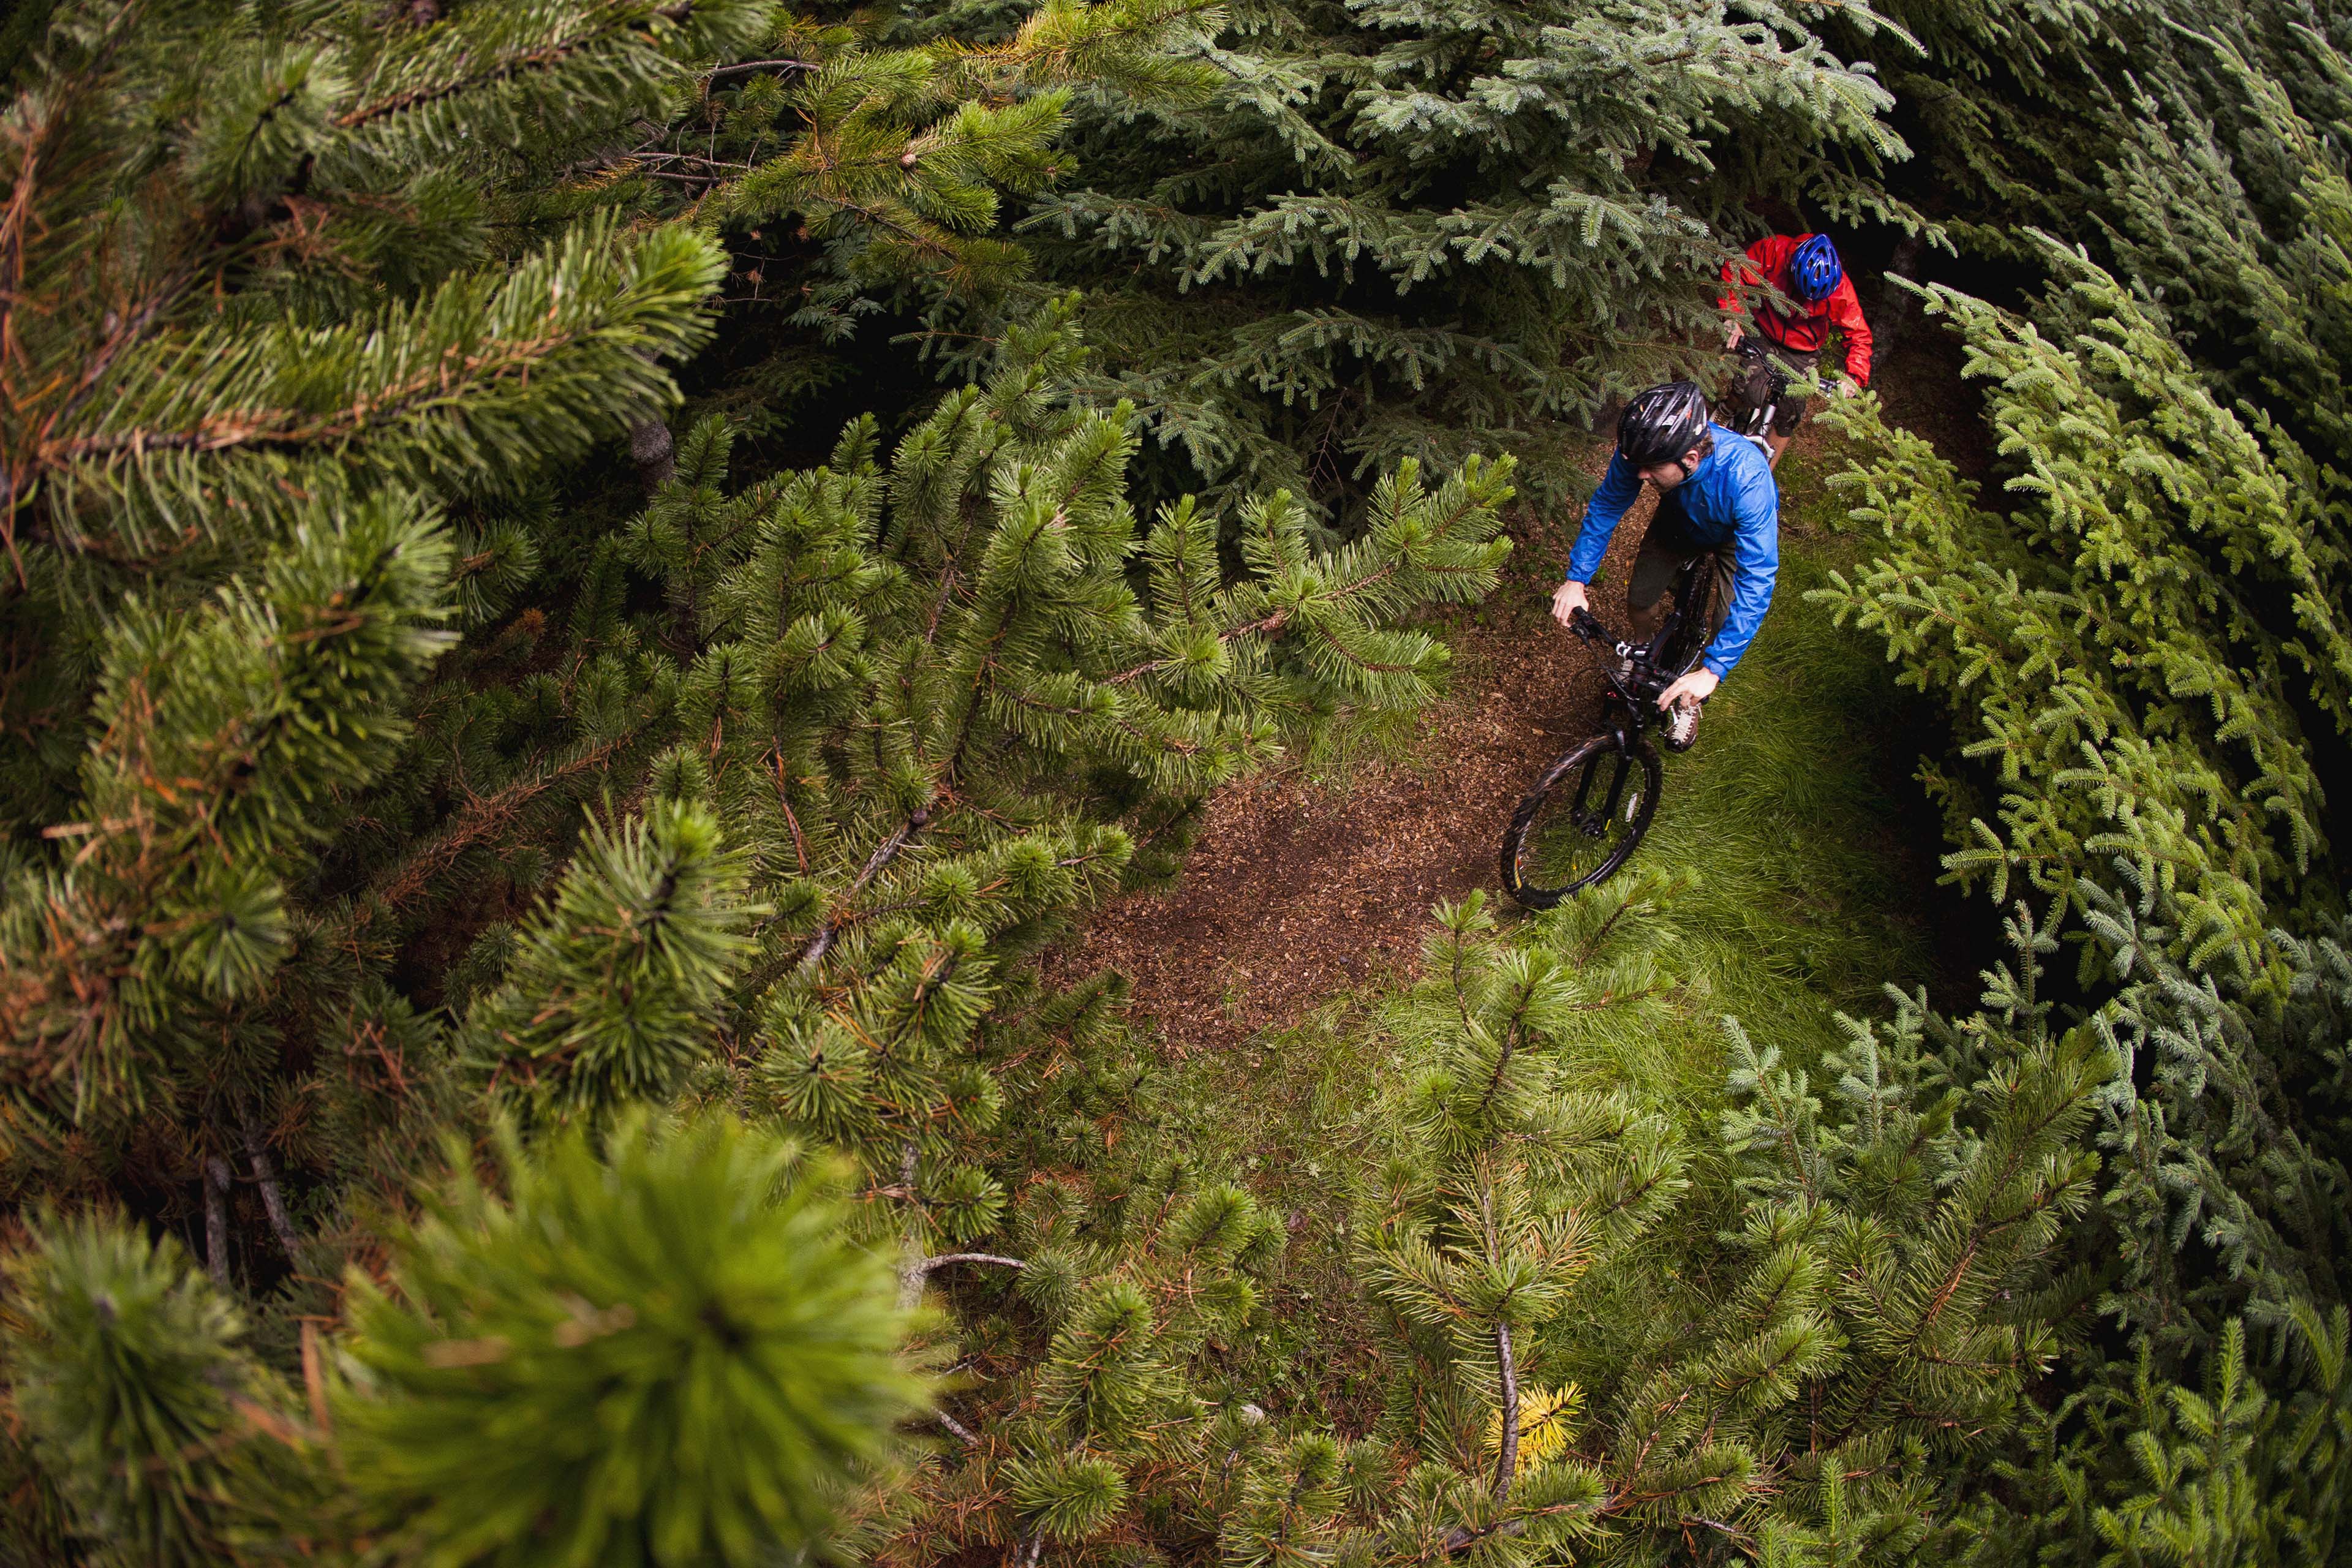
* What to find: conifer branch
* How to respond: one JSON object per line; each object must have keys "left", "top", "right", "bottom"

{"left": 914, "top": 1252, "right": 1027, "bottom": 1275}
{"left": 1104, "top": 610, "right": 1287, "bottom": 685}
{"left": 796, "top": 808, "right": 931, "bottom": 975}
{"left": 331, "top": 2, "right": 698, "bottom": 131}
{"left": 1492, "top": 1317, "right": 1519, "bottom": 1504}
{"left": 707, "top": 59, "right": 818, "bottom": 80}
{"left": 341, "top": 732, "right": 638, "bottom": 939}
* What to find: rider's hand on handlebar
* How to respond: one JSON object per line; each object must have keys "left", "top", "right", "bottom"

{"left": 1550, "top": 578, "right": 1589, "bottom": 629}
{"left": 1724, "top": 322, "right": 1744, "bottom": 351}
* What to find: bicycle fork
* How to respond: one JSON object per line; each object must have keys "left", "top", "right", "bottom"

{"left": 1568, "top": 731, "right": 1640, "bottom": 835}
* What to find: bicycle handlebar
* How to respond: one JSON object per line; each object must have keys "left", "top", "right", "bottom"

{"left": 1567, "top": 605, "right": 1671, "bottom": 709}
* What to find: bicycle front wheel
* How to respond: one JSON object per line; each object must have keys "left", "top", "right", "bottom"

{"left": 1499, "top": 732, "right": 1663, "bottom": 908}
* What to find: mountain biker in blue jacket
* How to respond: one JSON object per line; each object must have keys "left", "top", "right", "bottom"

{"left": 1548, "top": 382, "right": 1779, "bottom": 750}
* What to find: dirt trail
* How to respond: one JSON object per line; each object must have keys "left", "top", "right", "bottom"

{"left": 1055, "top": 492, "right": 1666, "bottom": 1052}
{"left": 1050, "top": 330, "right": 1980, "bottom": 1044}
{"left": 1050, "top": 349, "right": 1968, "bottom": 1055}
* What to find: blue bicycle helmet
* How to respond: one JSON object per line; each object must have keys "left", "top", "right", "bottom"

{"left": 1789, "top": 233, "right": 1844, "bottom": 303}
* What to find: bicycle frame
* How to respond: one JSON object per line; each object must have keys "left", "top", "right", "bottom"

{"left": 1569, "top": 550, "right": 1712, "bottom": 742}
{"left": 1727, "top": 339, "right": 1790, "bottom": 458}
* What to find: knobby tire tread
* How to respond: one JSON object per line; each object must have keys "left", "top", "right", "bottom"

{"left": 1499, "top": 731, "right": 1663, "bottom": 908}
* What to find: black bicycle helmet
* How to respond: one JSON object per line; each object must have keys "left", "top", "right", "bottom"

{"left": 1616, "top": 382, "right": 1710, "bottom": 469}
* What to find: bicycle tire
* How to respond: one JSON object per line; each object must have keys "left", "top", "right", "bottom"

{"left": 1499, "top": 731, "right": 1663, "bottom": 908}
{"left": 1724, "top": 342, "right": 1784, "bottom": 441}
{"left": 1657, "top": 557, "right": 1722, "bottom": 679}
{"left": 1725, "top": 393, "right": 1774, "bottom": 442}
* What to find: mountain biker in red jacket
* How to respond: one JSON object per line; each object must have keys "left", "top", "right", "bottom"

{"left": 1718, "top": 233, "right": 1871, "bottom": 468}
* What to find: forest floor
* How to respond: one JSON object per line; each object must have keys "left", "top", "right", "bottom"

{"left": 1053, "top": 330, "right": 1975, "bottom": 1054}
{"left": 1041, "top": 330, "right": 1987, "bottom": 1426}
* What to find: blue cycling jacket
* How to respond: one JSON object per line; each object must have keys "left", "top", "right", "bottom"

{"left": 1563, "top": 424, "right": 1781, "bottom": 680}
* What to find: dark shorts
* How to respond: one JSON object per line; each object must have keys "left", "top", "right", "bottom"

{"left": 1728, "top": 339, "right": 1819, "bottom": 437}
{"left": 1628, "top": 492, "right": 1735, "bottom": 645}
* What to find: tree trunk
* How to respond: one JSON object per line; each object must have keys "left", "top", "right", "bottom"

{"left": 203, "top": 1156, "right": 233, "bottom": 1289}
{"left": 627, "top": 344, "right": 676, "bottom": 491}
{"left": 1875, "top": 232, "right": 1927, "bottom": 355}
{"left": 629, "top": 415, "right": 676, "bottom": 491}
{"left": 897, "top": 1140, "right": 925, "bottom": 1310}
{"left": 236, "top": 1095, "right": 301, "bottom": 1259}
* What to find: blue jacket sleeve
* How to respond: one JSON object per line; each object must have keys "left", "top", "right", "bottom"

{"left": 1700, "top": 460, "right": 1781, "bottom": 679}
{"left": 1564, "top": 453, "right": 1640, "bottom": 581}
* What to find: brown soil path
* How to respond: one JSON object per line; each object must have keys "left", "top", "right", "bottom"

{"left": 1056, "top": 484, "right": 1668, "bottom": 1053}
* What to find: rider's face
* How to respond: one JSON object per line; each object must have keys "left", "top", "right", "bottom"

{"left": 1638, "top": 448, "right": 1702, "bottom": 489}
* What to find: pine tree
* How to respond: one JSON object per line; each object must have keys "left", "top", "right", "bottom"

{"left": 898, "top": 879, "right": 2108, "bottom": 1568}
{"left": 334, "top": 1114, "right": 924, "bottom": 1568}
{"left": 1011, "top": 0, "right": 1928, "bottom": 521}
{"left": 1, "top": 7, "right": 1515, "bottom": 1546}
{"left": 1815, "top": 235, "right": 2352, "bottom": 1327}
{"left": 883, "top": 1148, "right": 1287, "bottom": 1565}
{"left": 0, "top": 0, "right": 768, "bottom": 1278}
{"left": 1822, "top": 0, "right": 2125, "bottom": 255}
{"left": 1811, "top": 12, "right": 2352, "bottom": 1555}
{"left": 1, "top": 1211, "right": 316, "bottom": 1566}
{"left": 619, "top": 302, "right": 1514, "bottom": 1343}
{"left": 375, "top": 303, "right": 1498, "bottom": 1568}
{"left": 2, "top": 1114, "right": 923, "bottom": 1567}
{"left": 7, "top": 6, "right": 1495, "bottom": 1562}
{"left": 527, "top": 0, "right": 1222, "bottom": 451}
{"left": 0, "top": 0, "right": 1253, "bottom": 1252}
{"left": 1307, "top": 884, "right": 2111, "bottom": 1563}
{"left": 1820, "top": 257, "right": 2349, "bottom": 984}
{"left": 1970, "top": 1308, "right": 2352, "bottom": 1567}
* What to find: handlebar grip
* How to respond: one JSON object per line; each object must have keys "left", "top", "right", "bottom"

{"left": 1567, "top": 606, "right": 1604, "bottom": 639}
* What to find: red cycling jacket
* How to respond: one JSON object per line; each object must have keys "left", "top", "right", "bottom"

{"left": 1717, "top": 233, "right": 1873, "bottom": 386}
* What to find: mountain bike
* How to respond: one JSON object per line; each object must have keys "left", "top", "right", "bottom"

{"left": 1499, "top": 555, "right": 1721, "bottom": 908}
{"left": 1724, "top": 337, "right": 1789, "bottom": 457}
